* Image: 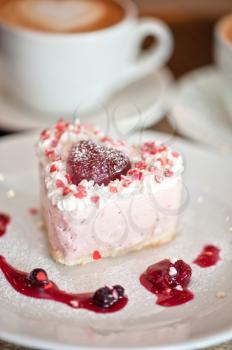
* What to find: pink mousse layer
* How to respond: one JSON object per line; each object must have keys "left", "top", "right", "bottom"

{"left": 41, "top": 168, "right": 182, "bottom": 265}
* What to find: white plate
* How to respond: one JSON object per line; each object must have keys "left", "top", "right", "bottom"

{"left": 0, "top": 131, "right": 232, "bottom": 350}
{"left": 168, "top": 66, "right": 232, "bottom": 152}
{"left": 0, "top": 68, "right": 173, "bottom": 134}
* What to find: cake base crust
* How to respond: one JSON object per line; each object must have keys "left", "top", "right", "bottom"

{"left": 51, "top": 230, "right": 176, "bottom": 266}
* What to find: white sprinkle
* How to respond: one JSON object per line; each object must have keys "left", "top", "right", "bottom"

{"left": 70, "top": 300, "right": 79, "bottom": 308}
{"left": 0, "top": 173, "right": 5, "bottom": 181}
{"left": 169, "top": 257, "right": 178, "bottom": 264}
{"left": 216, "top": 291, "right": 226, "bottom": 299}
{"left": 175, "top": 285, "right": 183, "bottom": 291}
{"left": 197, "top": 195, "right": 204, "bottom": 203}
{"left": 225, "top": 216, "right": 230, "bottom": 222}
{"left": 112, "top": 290, "right": 118, "bottom": 299}
{"left": 6, "top": 189, "right": 15, "bottom": 198}
{"left": 169, "top": 267, "right": 177, "bottom": 276}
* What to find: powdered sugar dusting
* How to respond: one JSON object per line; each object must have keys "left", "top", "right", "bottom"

{"left": 70, "top": 140, "right": 129, "bottom": 172}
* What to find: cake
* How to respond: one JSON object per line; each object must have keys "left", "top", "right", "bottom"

{"left": 37, "top": 120, "right": 183, "bottom": 265}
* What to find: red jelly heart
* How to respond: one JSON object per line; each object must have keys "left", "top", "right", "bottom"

{"left": 67, "top": 140, "right": 131, "bottom": 186}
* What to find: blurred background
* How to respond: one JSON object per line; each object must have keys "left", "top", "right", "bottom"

{"left": 138, "top": 0, "right": 231, "bottom": 78}
{"left": 0, "top": 0, "right": 232, "bottom": 144}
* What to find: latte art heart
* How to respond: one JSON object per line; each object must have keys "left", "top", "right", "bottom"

{"left": 0, "top": 0, "right": 125, "bottom": 33}
{"left": 15, "top": 0, "right": 105, "bottom": 32}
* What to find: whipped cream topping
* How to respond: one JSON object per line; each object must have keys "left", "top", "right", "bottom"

{"left": 37, "top": 120, "right": 184, "bottom": 212}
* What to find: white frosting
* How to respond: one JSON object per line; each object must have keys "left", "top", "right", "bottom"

{"left": 15, "top": 0, "right": 105, "bottom": 31}
{"left": 37, "top": 120, "right": 184, "bottom": 212}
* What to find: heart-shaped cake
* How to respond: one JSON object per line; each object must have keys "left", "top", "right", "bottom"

{"left": 37, "top": 120, "right": 183, "bottom": 266}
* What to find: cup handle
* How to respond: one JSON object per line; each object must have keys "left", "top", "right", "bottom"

{"left": 116, "top": 18, "right": 173, "bottom": 89}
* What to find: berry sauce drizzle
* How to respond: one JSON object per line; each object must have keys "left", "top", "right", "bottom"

{"left": 0, "top": 256, "right": 127, "bottom": 313}
{"left": 193, "top": 245, "right": 221, "bottom": 268}
{"left": 0, "top": 213, "right": 10, "bottom": 237}
{"left": 140, "top": 259, "right": 194, "bottom": 307}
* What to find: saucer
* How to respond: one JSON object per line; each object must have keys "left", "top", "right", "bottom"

{"left": 1, "top": 130, "right": 232, "bottom": 350}
{"left": 0, "top": 68, "right": 173, "bottom": 136}
{"left": 168, "top": 66, "right": 232, "bottom": 152}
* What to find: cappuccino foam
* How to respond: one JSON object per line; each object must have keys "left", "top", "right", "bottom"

{"left": 221, "top": 15, "right": 232, "bottom": 44}
{"left": 0, "top": 0, "right": 125, "bottom": 33}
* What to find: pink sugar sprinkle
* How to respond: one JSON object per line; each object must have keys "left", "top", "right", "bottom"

{"left": 51, "top": 139, "right": 58, "bottom": 147}
{"left": 29, "top": 208, "right": 39, "bottom": 216}
{"left": 172, "top": 151, "right": 180, "bottom": 158}
{"left": 101, "top": 136, "right": 112, "bottom": 143}
{"left": 128, "top": 169, "right": 144, "bottom": 181}
{"left": 56, "top": 119, "right": 66, "bottom": 132}
{"left": 166, "top": 159, "right": 174, "bottom": 167}
{"left": 91, "top": 196, "right": 100, "bottom": 204}
{"left": 54, "top": 120, "right": 67, "bottom": 139}
{"left": 45, "top": 149, "right": 55, "bottom": 158}
{"left": 135, "top": 161, "right": 147, "bottom": 170}
{"left": 56, "top": 179, "right": 64, "bottom": 188}
{"left": 128, "top": 169, "right": 138, "bottom": 176}
{"left": 155, "top": 175, "right": 164, "bottom": 183}
{"left": 50, "top": 164, "right": 58, "bottom": 173}
{"left": 63, "top": 187, "right": 71, "bottom": 196}
{"left": 109, "top": 186, "right": 118, "bottom": 193}
{"left": 164, "top": 169, "right": 174, "bottom": 177}
{"left": 122, "top": 179, "right": 132, "bottom": 187}
{"left": 142, "top": 142, "right": 158, "bottom": 155}
{"left": 92, "top": 250, "right": 102, "bottom": 260}
{"left": 40, "top": 129, "right": 50, "bottom": 140}
{"left": 74, "top": 185, "right": 87, "bottom": 199}
{"left": 157, "top": 145, "right": 167, "bottom": 153}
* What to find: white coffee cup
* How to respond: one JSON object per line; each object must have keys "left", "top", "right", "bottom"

{"left": 0, "top": 0, "right": 173, "bottom": 115}
{"left": 215, "top": 13, "right": 232, "bottom": 117}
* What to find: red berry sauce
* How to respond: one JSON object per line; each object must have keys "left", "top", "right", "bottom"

{"left": 0, "top": 256, "right": 127, "bottom": 313}
{"left": 193, "top": 245, "right": 221, "bottom": 268}
{"left": 140, "top": 259, "right": 194, "bottom": 307}
{"left": 67, "top": 140, "right": 131, "bottom": 186}
{"left": 0, "top": 213, "right": 10, "bottom": 237}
